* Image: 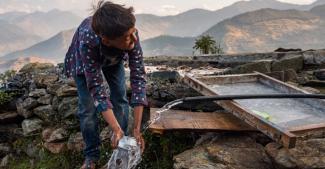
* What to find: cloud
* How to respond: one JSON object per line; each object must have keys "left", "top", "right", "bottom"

{"left": 0, "top": 2, "right": 43, "bottom": 13}
{"left": 159, "top": 5, "right": 180, "bottom": 15}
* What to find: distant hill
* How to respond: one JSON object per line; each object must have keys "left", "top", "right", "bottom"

{"left": 203, "top": 8, "right": 325, "bottom": 53}
{"left": 1, "top": 29, "right": 75, "bottom": 63}
{"left": 0, "top": 9, "right": 81, "bottom": 57}
{"left": 143, "top": 6, "right": 325, "bottom": 56}
{"left": 142, "top": 35, "right": 196, "bottom": 56}
{"left": 0, "top": 20, "right": 41, "bottom": 56}
{"left": 10, "top": 9, "right": 82, "bottom": 39}
{"left": 0, "top": 11, "right": 28, "bottom": 22}
{"left": 310, "top": 4, "right": 325, "bottom": 18}
{"left": 135, "top": 0, "right": 325, "bottom": 40}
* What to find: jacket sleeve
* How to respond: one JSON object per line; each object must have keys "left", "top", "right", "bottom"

{"left": 79, "top": 30, "right": 113, "bottom": 113}
{"left": 128, "top": 31, "right": 148, "bottom": 107}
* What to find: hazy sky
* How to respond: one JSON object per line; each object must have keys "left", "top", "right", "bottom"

{"left": 0, "top": 0, "right": 318, "bottom": 16}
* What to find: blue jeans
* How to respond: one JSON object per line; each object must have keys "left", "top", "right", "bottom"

{"left": 74, "top": 60, "right": 129, "bottom": 161}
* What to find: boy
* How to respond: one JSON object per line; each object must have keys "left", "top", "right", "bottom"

{"left": 64, "top": 1, "right": 147, "bottom": 168}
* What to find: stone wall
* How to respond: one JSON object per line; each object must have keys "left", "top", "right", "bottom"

{"left": 144, "top": 49, "right": 325, "bottom": 69}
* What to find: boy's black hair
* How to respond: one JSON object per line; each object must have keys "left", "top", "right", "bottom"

{"left": 92, "top": 1, "right": 136, "bottom": 39}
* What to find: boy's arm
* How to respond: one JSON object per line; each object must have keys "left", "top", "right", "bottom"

{"left": 128, "top": 31, "right": 147, "bottom": 152}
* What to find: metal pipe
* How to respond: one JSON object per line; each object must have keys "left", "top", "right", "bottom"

{"left": 182, "top": 94, "right": 325, "bottom": 102}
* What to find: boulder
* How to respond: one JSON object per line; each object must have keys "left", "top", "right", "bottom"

{"left": 0, "top": 154, "right": 11, "bottom": 168}
{"left": 0, "top": 124, "right": 22, "bottom": 143}
{"left": 314, "top": 69, "right": 325, "bottom": 80}
{"left": 56, "top": 85, "right": 77, "bottom": 97}
{"left": 52, "top": 96, "right": 60, "bottom": 111}
{"left": 37, "top": 94, "right": 53, "bottom": 105}
{"left": 67, "top": 132, "right": 84, "bottom": 152}
{"left": 303, "top": 50, "right": 325, "bottom": 66}
{"left": 42, "top": 128, "right": 69, "bottom": 143}
{"left": 266, "top": 138, "right": 325, "bottom": 169}
{"left": 34, "top": 74, "right": 58, "bottom": 88}
{"left": 58, "top": 97, "right": 78, "bottom": 118}
{"left": 16, "top": 98, "right": 39, "bottom": 118}
{"left": 33, "top": 105, "right": 56, "bottom": 122}
{"left": 272, "top": 56, "right": 303, "bottom": 72}
{"left": 19, "top": 63, "right": 55, "bottom": 73}
{"left": 0, "top": 143, "right": 12, "bottom": 157}
{"left": 21, "top": 97, "right": 38, "bottom": 110}
{"left": 230, "top": 60, "right": 272, "bottom": 74}
{"left": 21, "top": 118, "right": 43, "bottom": 136}
{"left": 174, "top": 134, "right": 272, "bottom": 169}
{"left": 0, "top": 111, "right": 20, "bottom": 124}
{"left": 29, "top": 89, "right": 47, "bottom": 98}
{"left": 284, "top": 69, "right": 298, "bottom": 82}
{"left": 47, "top": 83, "right": 62, "bottom": 95}
{"left": 148, "top": 71, "right": 181, "bottom": 82}
{"left": 43, "top": 142, "right": 66, "bottom": 154}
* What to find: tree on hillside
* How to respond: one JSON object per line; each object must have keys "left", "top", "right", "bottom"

{"left": 193, "top": 35, "right": 223, "bottom": 54}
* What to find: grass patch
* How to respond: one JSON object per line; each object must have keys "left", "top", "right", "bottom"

{"left": 8, "top": 131, "right": 197, "bottom": 169}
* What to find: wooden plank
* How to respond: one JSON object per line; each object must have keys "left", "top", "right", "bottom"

{"left": 196, "top": 73, "right": 258, "bottom": 85}
{"left": 183, "top": 74, "right": 298, "bottom": 148}
{"left": 149, "top": 108, "right": 256, "bottom": 134}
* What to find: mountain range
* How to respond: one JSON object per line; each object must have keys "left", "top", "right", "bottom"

{"left": 0, "top": 9, "right": 81, "bottom": 56}
{"left": 0, "top": 0, "right": 325, "bottom": 72}
{"left": 143, "top": 3, "right": 325, "bottom": 55}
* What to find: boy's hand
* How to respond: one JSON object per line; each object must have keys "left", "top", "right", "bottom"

{"left": 133, "top": 129, "right": 145, "bottom": 153}
{"left": 111, "top": 128, "right": 124, "bottom": 149}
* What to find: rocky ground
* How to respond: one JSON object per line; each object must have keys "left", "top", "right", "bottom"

{"left": 0, "top": 49, "right": 325, "bottom": 169}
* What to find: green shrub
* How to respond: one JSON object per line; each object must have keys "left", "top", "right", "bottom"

{"left": 0, "top": 91, "right": 15, "bottom": 105}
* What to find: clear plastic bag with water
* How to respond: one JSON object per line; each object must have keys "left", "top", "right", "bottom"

{"left": 107, "top": 136, "right": 142, "bottom": 169}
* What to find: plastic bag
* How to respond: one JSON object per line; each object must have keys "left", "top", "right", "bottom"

{"left": 107, "top": 136, "right": 141, "bottom": 169}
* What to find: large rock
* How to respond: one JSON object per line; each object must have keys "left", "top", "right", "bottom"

{"left": 25, "top": 142, "right": 42, "bottom": 159}
{"left": 16, "top": 102, "right": 33, "bottom": 119}
{"left": 58, "top": 97, "right": 78, "bottom": 118}
{"left": 52, "top": 96, "right": 60, "bottom": 111}
{"left": 0, "top": 154, "right": 11, "bottom": 168}
{"left": 19, "top": 63, "right": 55, "bottom": 73}
{"left": 230, "top": 60, "right": 272, "bottom": 74}
{"left": 47, "top": 83, "right": 62, "bottom": 95}
{"left": 56, "top": 85, "right": 77, "bottom": 97}
{"left": 21, "top": 118, "right": 43, "bottom": 136}
{"left": 33, "top": 105, "right": 56, "bottom": 122}
{"left": 0, "top": 111, "right": 20, "bottom": 124}
{"left": 174, "top": 134, "right": 272, "bottom": 169}
{"left": 0, "top": 124, "right": 22, "bottom": 143}
{"left": 16, "top": 98, "right": 36, "bottom": 118}
{"left": 303, "top": 50, "right": 325, "bottom": 66}
{"left": 43, "top": 142, "right": 66, "bottom": 154}
{"left": 0, "top": 143, "right": 12, "bottom": 157}
{"left": 21, "top": 97, "right": 38, "bottom": 110}
{"left": 29, "top": 89, "right": 47, "bottom": 98}
{"left": 272, "top": 56, "right": 303, "bottom": 72}
{"left": 34, "top": 74, "right": 58, "bottom": 88}
{"left": 148, "top": 71, "right": 181, "bottom": 82}
{"left": 67, "top": 132, "right": 84, "bottom": 152}
{"left": 37, "top": 94, "right": 53, "bottom": 105}
{"left": 42, "top": 128, "right": 69, "bottom": 143}
{"left": 266, "top": 138, "right": 325, "bottom": 169}
{"left": 314, "top": 69, "right": 325, "bottom": 80}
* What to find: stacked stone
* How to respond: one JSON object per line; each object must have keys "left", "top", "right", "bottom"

{"left": 0, "top": 62, "right": 115, "bottom": 166}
